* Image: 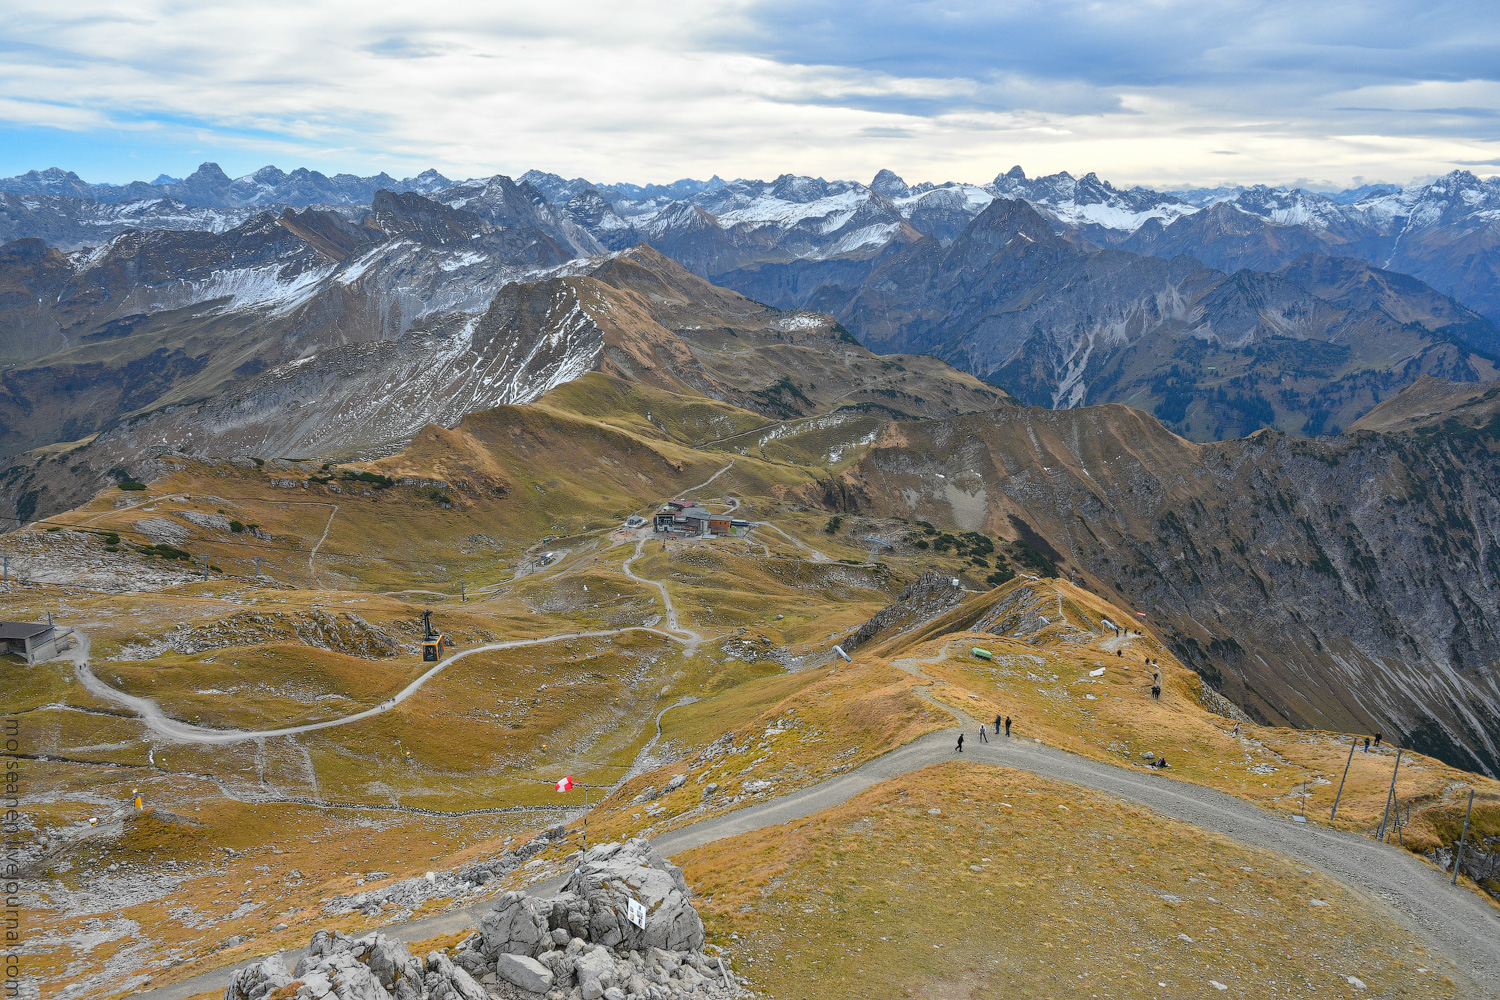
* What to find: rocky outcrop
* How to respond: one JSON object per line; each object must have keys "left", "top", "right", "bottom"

{"left": 566, "top": 840, "right": 704, "bottom": 954}
{"left": 846, "top": 570, "right": 964, "bottom": 650}
{"left": 454, "top": 839, "right": 731, "bottom": 998}
{"left": 225, "top": 931, "right": 447, "bottom": 1000}
{"left": 228, "top": 840, "right": 742, "bottom": 1000}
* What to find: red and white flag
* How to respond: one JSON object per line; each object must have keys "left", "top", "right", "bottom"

{"left": 555, "top": 775, "right": 573, "bottom": 793}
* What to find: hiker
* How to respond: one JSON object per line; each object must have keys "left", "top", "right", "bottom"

{"left": 978, "top": 724, "right": 988, "bottom": 744}
{"left": 1374, "top": 731, "right": 1382, "bottom": 747}
{"left": 1004, "top": 716, "right": 1012, "bottom": 737}
{"left": 995, "top": 713, "right": 1003, "bottom": 735}
{"left": 1159, "top": 755, "right": 1169, "bottom": 768}
{"left": 1363, "top": 737, "right": 1371, "bottom": 752}
{"left": 1151, "top": 683, "right": 1161, "bottom": 701}
{"left": 956, "top": 732, "right": 965, "bottom": 753}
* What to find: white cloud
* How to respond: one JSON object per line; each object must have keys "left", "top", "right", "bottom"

{"left": 0, "top": 0, "right": 1497, "bottom": 186}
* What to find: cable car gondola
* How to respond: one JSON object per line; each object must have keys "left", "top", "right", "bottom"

{"left": 420, "top": 610, "right": 448, "bottom": 662}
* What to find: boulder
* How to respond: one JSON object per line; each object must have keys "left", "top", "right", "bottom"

{"left": 547, "top": 890, "right": 592, "bottom": 939}
{"left": 479, "top": 891, "right": 553, "bottom": 958}
{"left": 537, "top": 949, "right": 576, "bottom": 988}
{"left": 222, "top": 953, "right": 292, "bottom": 1000}
{"left": 566, "top": 839, "right": 705, "bottom": 953}
{"left": 451, "top": 946, "right": 491, "bottom": 979}
{"left": 362, "top": 933, "right": 423, "bottom": 992}
{"left": 307, "top": 928, "right": 355, "bottom": 960}
{"left": 496, "top": 953, "right": 555, "bottom": 994}
{"left": 319, "top": 952, "right": 391, "bottom": 1000}
{"left": 575, "top": 947, "right": 617, "bottom": 1000}
{"left": 425, "top": 951, "right": 489, "bottom": 1000}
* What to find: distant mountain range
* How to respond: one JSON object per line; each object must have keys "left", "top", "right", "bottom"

{"left": 3, "top": 160, "right": 1499, "bottom": 442}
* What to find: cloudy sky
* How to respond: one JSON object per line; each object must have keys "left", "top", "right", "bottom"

{"left": 2, "top": 0, "right": 1497, "bottom": 189}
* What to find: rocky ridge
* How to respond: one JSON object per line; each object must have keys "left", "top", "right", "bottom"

{"left": 227, "top": 840, "right": 746, "bottom": 1000}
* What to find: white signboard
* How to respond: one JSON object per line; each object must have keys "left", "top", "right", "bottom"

{"left": 626, "top": 897, "right": 647, "bottom": 929}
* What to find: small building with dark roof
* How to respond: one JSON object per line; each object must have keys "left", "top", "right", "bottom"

{"left": 0, "top": 621, "right": 62, "bottom": 664}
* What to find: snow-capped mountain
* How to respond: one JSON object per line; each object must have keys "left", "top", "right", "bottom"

{"left": 9, "top": 160, "right": 1498, "bottom": 321}
{"left": 4, "top": 160, "right": 1500, "bottom": 449}
{"left": 0, "top": 162, "right": 456, "bottom": 209}
{"left": 0, "top": 192, "right": 262, "bottom": 248}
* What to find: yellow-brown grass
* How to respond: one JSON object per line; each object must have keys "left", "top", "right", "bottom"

{"left": 680, "top": 763, "right": 1464, "bottom": 998}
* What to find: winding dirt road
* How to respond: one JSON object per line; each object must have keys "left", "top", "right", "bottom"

{"left": 75, "top": 625, "right": 695, "bottom": 746}
{"left": 622, "top": 538, "right": 699, "bottom": 645}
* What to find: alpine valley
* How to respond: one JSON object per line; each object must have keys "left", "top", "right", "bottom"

{"left": 7, "top": 160, "right": 1500, "bottom": 1000}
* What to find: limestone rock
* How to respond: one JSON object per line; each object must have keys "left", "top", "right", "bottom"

{"left": 362, "top": 933, "right": 423, "bottom": 992}
{"left": 575, "top": 947, "right": 616, "bottom": 1000}
{"left": 566, "top": 839, "right": 705, "bottom": 953}
{"left": 222, "top": 952, "right": 292, "bottom": 1000}
{"left": 537, "top": 949, "right": 575, "bottom": 988}
{"left": 496, "top": 953, "right": 556, "bottom": 994}
{"left": 480, "top": 891, "right": 554, "bottom": 958}
{"left": 318, "top": 952, "right": 391, "bottom": 1000}
{"left": 451, "top": 946, "right": 491, "bottom": 979}
{"left": 424, "top": 951, "right": 488, "bottom": 1000}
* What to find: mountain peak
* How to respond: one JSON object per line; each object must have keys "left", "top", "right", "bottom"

{"left": 187, "top": 162, "right": 233, "bottom": 185}
{"left": 870, "top": 169, "right": 910, "bottom": 198}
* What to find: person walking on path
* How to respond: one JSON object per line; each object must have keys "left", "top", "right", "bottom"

{"left": 1364, "top": 737, "right": 1371, "bottom": 752}
{"left": 995, "top": 714, "right": 1003, "bottom": 735}
{"left": 955, "top": 732, "right": 965, "bottom": 753}
{"left": 1374, "top": 732, "right": 1382, "bottom": 747}
{"left": 977, "top": 724, "right": 988, "bottom": 743}
{"left": 1004, "top": 716, "right": 1012, "bottom": 737}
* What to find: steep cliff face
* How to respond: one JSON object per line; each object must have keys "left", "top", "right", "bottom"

{"left": 716, "top": 198, "right": 1500, "bottom": 441}
{"left": 836, "top": 393, "right": 1500, "bottom": 774}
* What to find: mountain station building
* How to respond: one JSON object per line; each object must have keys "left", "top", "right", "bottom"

{"left": 653, "top": 504, "right": 751, "bottom": 537}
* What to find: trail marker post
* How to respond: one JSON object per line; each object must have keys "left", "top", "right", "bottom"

{"left": 1376, "top": 747, "right": 1403, "bottom": 843}
{"left": 1453, "top": 787, "right": 1475, "bottom": 886}
{"left": 1331, "top": 735, "right": 1357, "bottom": 820}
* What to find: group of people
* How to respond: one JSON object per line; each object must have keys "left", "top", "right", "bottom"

{"left": 954, "top": 714, "right": 1012, "bottom": 752}
{"left": 1363, "top": 732, "right": 1383, "bottom": 751}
